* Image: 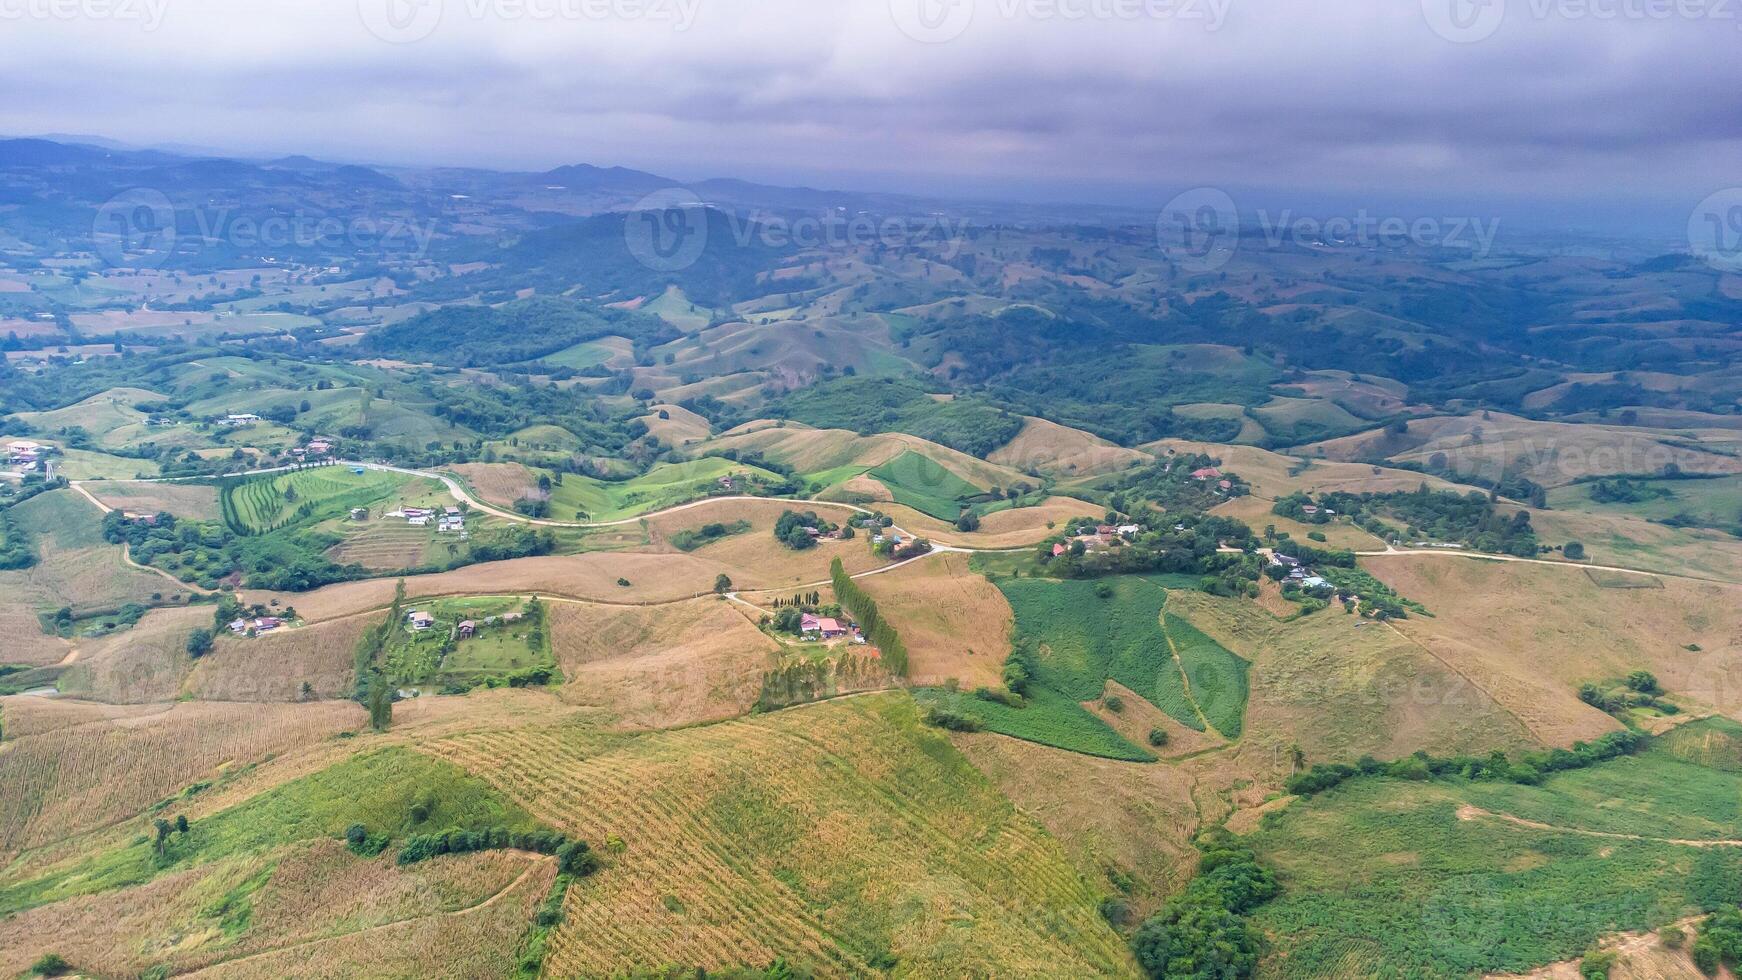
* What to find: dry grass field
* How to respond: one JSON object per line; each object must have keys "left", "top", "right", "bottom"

{"left": 1365, "top": 556, "right": 1742, "bottom": 730}
{"left": 858, "top": 551, "right": 1012, "bottom": 688}
{"left": 247, "top": 552, "right": 748, "bottom": 621}
{"left": 0, "top": 842, "right": 550, "bottom": 979}
{"left": 641, "top": 403, "right": 712, "bottom": 446}
{"left": 641, "top": 496, "right": 887, "bottom": 587}
{"left": 447, "top": 461, "right": 540, "bottom": 508}
{"left": 419, "top": 694, "right": 1135, "bottom": 978}
{"left": 988, "top": 416, "right": 1152, "bottom": 478}
{"left": 1163, "top": 588, "right": 1541, "bottom": 777}
{"left": 862, "top": 496, "right": 1102, "bottom": 549}
{"left": 188, "top": 613, "right": 372, "bottom": 702}
{"left": 0, "top": 698, "right": 361, "bottom": 857}
{"left": 79, "top": 480, "right": 222, "bottom": 520}
{"left": 1522, "top": 505, "right": 1742, "bottom": 584}
{"left": 1143, "top": 440, "right": 1470, "bottom": 500}
{"left": 1301, "top": 412, "right": 1742, "bottom": 488}
{"left": 703, "top": 422, "right": 1026, "bottom": 490}
{"left": 1210, "top": 493, "right": 1389, "bottom": 550}
{"left": 0, "top": 490, "right": 174, "bottom": 623}
{"left": 58, "top": 604, "right": 214, "bottom": 702}
{"left": 546, "top": 596, "right": 781, "bottom": 728}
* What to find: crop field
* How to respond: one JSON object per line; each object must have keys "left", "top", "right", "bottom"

{"left": 545, "top": 596, "right": 779, "bottom": 728}
{"left": 867, "top": 450, "right": 992, "bottom": 520}
{"left": 0, "top": 699, "right": 362, "bottom": 858}
{"left": 80, "top": 480, "right": 221, "bottom": 520}
{"left": 59, "top": 605, "right": 218, "bottom": 703}
{"left": 447, "top": 461, "right": 541, "bottom": 507}
{"left": 324, "top": 520, "right": 435, "bottom": 571}
{"left": 54, "top": 447, "right": 161, "bottom": 480}
{"left": 1246, "top": 722, "right": 1742, "bottom": 977}
{"left": 988, "top": 575, "right": 1251, "bottom": 748}
{"left": 544, "top": 457, "right": 783, "bottom": 521}
{"left": 187, "top": 612, "right": 375, "bottom": 702}
{"left": 12, "top": 386, "right": 159, "bottom": 441}
{"left": 221, "top": 467, "right": 409, "bottom": 534}
{"left": 418, "top": 695, "right": 1135, "bottom": 977}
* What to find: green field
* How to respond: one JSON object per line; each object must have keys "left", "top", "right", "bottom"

{"left": 914, "top": 684, "right": 1154, "bottom": 762}
{"left": 1164, "top": 613, "right": 1249, "bottom": 738}
{"left": 540, "top": 338, "right": 624, "bottom": 370}
{"left": 1246, "top": 718, "right": 1742, "bottom": 977}
{"left": 0, "top": 747, "right": 541, "bottom": 915}
{"left": 544, "top": 457, "right": 782, "bottom": 521}
{"left": 868, "top": 451, "right": 992, "bottom": 521}
{"left": 1551, "top": 474, "right": 1742, "bottom": 536}
{"left": 384, "top": 596, "right": 558, "bottom": 691}
{"left": 221, "top": 467, "right": 409, "bottom": 534}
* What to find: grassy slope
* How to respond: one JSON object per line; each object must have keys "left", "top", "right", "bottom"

{"left": 1246, "top": 718, "right": 1742, "bottom": 977}
{"left": 544, "top": 457, "right": 782, "bottom": 521}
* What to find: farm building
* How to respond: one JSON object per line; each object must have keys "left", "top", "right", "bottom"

{"left": 1190, "top": 466, "right": 1222, "bottom": 481}
{"left": 458, "top": 620, "right": 476, "bottom": 638}
{"left": 801, "top": 614, "right": 848, "bottom": 639}
{"left": 407, "top": 611, "right": 434, "bottom": 630}
{"left": 221, "top": 413, "right": 262, "bottom": 426}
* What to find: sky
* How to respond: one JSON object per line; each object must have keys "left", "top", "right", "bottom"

{"left": 1, "top": 0, "right": 1737, "bottom": 233}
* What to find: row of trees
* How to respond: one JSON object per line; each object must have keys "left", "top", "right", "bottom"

{"left": 395, "top": 825, "right": 599, "bottom": 876}
{"left": 829, "top": 558, "right": 908, "bottom": 677}
{"left": 1286, "top": 729, "right": 1646, "bottom": 796}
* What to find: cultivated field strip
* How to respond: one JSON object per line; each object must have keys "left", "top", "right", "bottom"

{"left": 416, "top": 697, "right": 1131, "bottom": 977}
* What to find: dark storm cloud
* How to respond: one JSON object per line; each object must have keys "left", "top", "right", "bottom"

{"left": 0, "top": 0, "right": 1736, "bottom": 223}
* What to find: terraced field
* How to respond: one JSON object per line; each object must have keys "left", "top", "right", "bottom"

{"left": 221, "top": 467, "right": 409, "bottom": 534}
{"left": 324, "top": 520, "right": 434, "bottom": 571}
{"left": 544, "top": 457, "right": 784, "bottom": 522}
{"left": 418, "top": 695, "right": 1134, "bottom": 978}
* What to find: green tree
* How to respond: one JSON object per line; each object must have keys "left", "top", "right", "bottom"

{"left": 367, "top": 678, "right": 393, "bottom": 732}
{"left": 714, "top": 573, "right": 733, "bottom": 594}
{"left": 186, "top": 627, "right": 214, "bottom": 658}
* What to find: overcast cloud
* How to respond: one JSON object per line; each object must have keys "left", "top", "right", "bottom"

{"left": 0, "top": 0, "right": 1735, "bottom": 229}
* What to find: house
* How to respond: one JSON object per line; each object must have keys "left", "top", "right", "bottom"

{"left": 1190, "top": 466, "right": 1222, "bottom": 481}
{"left": 407, "top": 611, "right": 434, "bottom": 630}
{"left": 407, "top": 515, "right": 429, "bottom": 527}
{"left": 222, "top": 413, "right": 262, "bottom": 427}
{"left": 304, "top": 440, "right": 333, "bottom": 457}
{"left": 403, "top": 508, "right": 432, "bottom": 519}
{"left": 228, "top": 618, "right": 248, "bottom": 634}
{"left": 1217, "top": 479, "right": 1233, "bottom": 490}
{"left": 801, "top": 614, "right": 848, "bottom": 639}
{"left": 1052, "top": 542, "right": 1067, "bottom": 557}
{"left": 1301, "top": 575, "right": 1330, "bottom": 589}
{"left": 1301, "top": 505, "right": 1319, "bottom": 515}
{"left": 444, "top": 506, "right": 461, "bottom": 517}
{"left": 500, "top": 612, "right": 524, "bottom": 624}
{"left": 1116, "top": 524, "right": 1142, "bottom": 536}
{"left": 253, "top": 617, "right": 282, "bottom": 632}
{"left": 802, "top": 526, "right": 820, "bottom": 538}
{"left": 1097, "top": 524, "right": 1118, "bottom": 536}
{"left": 1270, "top": 553, "right": 1300, "bottom": 568}
{"left": 122, "top": 512, "right": 158, "bottom": 526}
{"left": 457, "top": 620, "right": 476, "bottom": 638}
{"left": 438, "top": 517, "right": 463, "bottom": 533}
{"left": 350, "top": 507, "right": 369, "bottom": 520}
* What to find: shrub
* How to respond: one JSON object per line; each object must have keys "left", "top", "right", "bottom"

{"left": 1662, "top": 924, "right": 1685, "bottom": 948}
{"left": 1579, "top": 949, "right": 1616, "bottom": 979}
{"left": 29, "top": 954, "right": 70, "bottom": 977}
{"left": 1103, "top": 694, "right": 1125, "bottom": 713}
{"left": 923, "top": 705, "right": 983, "bottom": 732}
{"left": 1148, "top": 727, "right": 1169, "bottom": 747}
{"left": 1625, "top": 670, "right": 1660, "bottom": 694}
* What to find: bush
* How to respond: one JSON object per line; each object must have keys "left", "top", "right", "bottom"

{"left": 29, "top": 954, "right": 70, "bottom": 977}
{"left": 186, "top": 627, "right": 214, "bottom": 658}
{"left": 1579, "top": 949, "right": 1616, "bottom": 979}
{"left": 1662, "top": 924, "right": 1685, "bottom": 948}
{"left": 1625, "top": 670, "right": 1660, "bottom": 694}
{"left": 1148, "top": 727, "right": 1170, "bottom": 747}
{"left": 1103, "top": 694, "right": 1125, "bottom": 713}
{"left": 923, "top": 705, "right": 983, "bottom": 732}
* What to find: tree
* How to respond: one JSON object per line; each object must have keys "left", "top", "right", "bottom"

{"left": 1625, "top": 670, "right": 1660, "bottom": 694}
{"left": 367, "top": 677, "right": 393, "bottom": 732}
{"left": 175, "top": 814, "right": 189, "bottom": 834}
{"left": 186, "top": 627, "right": 214, "bottom": 658}
{"left": 714, "top": 573, "right": 733, "bottom": 594}
{"left": 28, "top": 954, "right": 70, "bottom": 977}
{"left": 153, "top": 817, "right": 173, "bottom": 854}
{"left": 1563, "top": 541, "right": 1586, "bottom": 560}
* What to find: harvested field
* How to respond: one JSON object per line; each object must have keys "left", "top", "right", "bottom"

{"left": 640, "top": 403, "right": 712, "bottom": 446}
{"left": 0, "top": 490, "right": 171, "bottom": 621}
{"left": 643, "top": 497, "right": 886, "bottom": 588}
{"left": 419, "top": 694, "right": 1135, "bottom": 978}
{"left": 246, "top": 552, "right": 746, "bottom": 621}
{"left": 188, "top": 613, "right": 371, "bottom": 701}
{"left": 870, "top": 496, "right": 1103, "bottom": 549}
{"left": 447, "top": 461, "right": 540, "bottom": 508}
{"left": 0, "top": 699, "right": 361, "bottom": 857}
{"left": 79, "top": 480, "right": 221, "bottom": 520}
{"left": 324, "top": 521, "right": 433, "bottom": 572}
{"left": 547, "top": 596, "right": 780, "bottom": 728}
{"left": 857, "top": 551, "right": 1011, "bottom": 688}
